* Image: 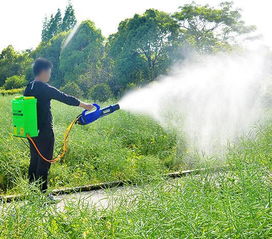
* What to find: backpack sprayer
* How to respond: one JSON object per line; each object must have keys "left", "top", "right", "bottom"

{"left": 12, "top": 96, "right": 120, "bottom": 163}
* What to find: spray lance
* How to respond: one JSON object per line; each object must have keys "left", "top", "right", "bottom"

{"left": 77, "top": 103, "right": 120, "bottom": 125}
{"left": 12, "top": 96, "right": 120, "bottom": 163}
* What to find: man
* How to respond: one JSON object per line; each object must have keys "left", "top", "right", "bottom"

{"left": 24, "top": 58, "right": 93, "bottom": 194}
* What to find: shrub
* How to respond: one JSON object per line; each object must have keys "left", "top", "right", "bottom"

{"left": 60, "top": 82, "right": 83, "bottom": 98}
{"left": 3, "top": 75, "right": 27, "bottom": 90}
{"left": 0, "top": 88, "right": 24, "bottom": 95}
{"left": 89, "top": 83, "right": 112, "bottom": 102}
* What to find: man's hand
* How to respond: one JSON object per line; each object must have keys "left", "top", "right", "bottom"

{"left": 79, "top": 102, "right": 94, "bottom": 111}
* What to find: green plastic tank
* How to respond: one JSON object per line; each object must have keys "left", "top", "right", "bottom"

{"left": 12, "top": 96, "right": 38, "bottom": 138}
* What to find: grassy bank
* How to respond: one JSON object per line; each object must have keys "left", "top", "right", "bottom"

{"left": 0, "top": 122, "right": 271, "bottom": 238}
{"left": 0, "top": 95, "right": 178, "bottom": 194}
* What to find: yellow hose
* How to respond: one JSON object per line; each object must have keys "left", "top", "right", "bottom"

{"left": 27, "top": 117, "right": 79, "bottom": 163}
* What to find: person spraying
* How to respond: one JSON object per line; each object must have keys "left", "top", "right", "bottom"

{"left": 24, "top": 58, "right": 93, "bottom": 197}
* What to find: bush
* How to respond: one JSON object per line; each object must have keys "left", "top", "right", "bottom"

{"left": 0, "top": 88, "right": 24, "bottom": 95}
{"left": 3, "top": 75, "right": 27, "bottom": 90}
{"left": 89, "top": 83, "right": 112, "bottom": 102}
{"left": 60, "top": 82, "right": 83, "bottom": 98}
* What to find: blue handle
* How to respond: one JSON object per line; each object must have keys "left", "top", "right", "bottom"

{"left": 77, "top": 103, "right": 119, "bottom": 125}
{"left": 79, "top": 103, "right": 101, "bottom": 125}
{"left": 82, "top": 103, "right": 100, "bottom": 117}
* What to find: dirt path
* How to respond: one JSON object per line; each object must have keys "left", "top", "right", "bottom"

{"left": 0, "top": 168, "right": 224, "bottom": 211}
{"left": 55, "top": 185, "right": 138, "bottom": 211}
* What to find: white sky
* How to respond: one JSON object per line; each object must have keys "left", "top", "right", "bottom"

{"left": 0, "top": 0, "right": 271, "bottom": 51}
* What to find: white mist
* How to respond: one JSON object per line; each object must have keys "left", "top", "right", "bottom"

{"left": 119, "top": 50, "right": 269, "bottom": 156}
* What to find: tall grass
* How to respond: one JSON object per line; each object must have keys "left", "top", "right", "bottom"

{"left": 0, "top": 95, "right": 177, "bottom": 194}
{"left": 0, "top": 124, "right": 271, "bottom": 238}
{"left": 0, "top": 95, "right": 271, "bottom": 238}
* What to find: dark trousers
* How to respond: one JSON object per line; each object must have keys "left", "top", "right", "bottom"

{"left": 28, "top": 129, "right": 54, "bottom": 192}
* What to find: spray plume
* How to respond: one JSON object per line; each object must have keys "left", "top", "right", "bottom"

{"left": 119, "top": 50, "right": 269, "bottom": 156}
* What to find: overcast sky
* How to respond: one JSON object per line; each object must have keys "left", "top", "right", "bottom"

{"left": 0, "top": 0, "right": 271, "bottom": 51}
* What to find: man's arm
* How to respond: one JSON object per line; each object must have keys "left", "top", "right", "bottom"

{"left": 44, "top": 84, "right": 94, "bottom": 110}
{"left": 79, "top": 101, "right": 94, "bottom": 111}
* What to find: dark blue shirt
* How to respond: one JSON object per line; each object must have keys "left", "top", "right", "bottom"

{"left": 24, "top": 81, "right": 80, "bottom": 132}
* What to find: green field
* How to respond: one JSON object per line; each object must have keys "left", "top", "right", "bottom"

{"left": 0, "top": 94, "right": 271, "bottom": 238}
{"left": 0, "top": 95, "right": 180, "bottom": 194}
{"left": 1, "top": 0, "right": 271, "bottom": 237}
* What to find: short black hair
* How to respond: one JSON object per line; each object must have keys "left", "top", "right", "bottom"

{"left": 33, "top": 58, "right": 53, "bottom": 77}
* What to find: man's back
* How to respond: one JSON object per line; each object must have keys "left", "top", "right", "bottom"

{"left": 24, "top": 81, "right": 52, "bottom": 131}
{"left": 24, "top": 80, "right": 80, "bottom": 132}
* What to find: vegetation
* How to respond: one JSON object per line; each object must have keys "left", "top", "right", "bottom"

{"left": 60, "top": 82, "right": 84, "bottom": 98}
{"left": 32, "top": 32, "right": 68, "bottom": 86}
{"left": 0, "top": 1, "right": 253, "bottom": 98}
{"left": 0, "top": 95, "right": 177, "bottom": 194}
{"left": 89, "top": 83, "right": 112, "bottom": 102}
{"left": 1, "top": 1, "right": 252, "bottom": 193}
{"left": 0, "top": 2, "right": 270, "bottom": 238}
{"left": 3, "top": 75, "right": 26, "bottom": 90}
{"left": 0, "top": 88, "right": 24, "bottom": 95}
{"left": 107, "top": 9, "right": 180, "bottom": 94}
{"left": 59, "top": 20, "right": 105, "bottom": 87}
{"left": 0, "top": 45, "right": 31, "bottom": 86}
{"left": 41, "top": 1, "right": 77, "bottom": 42}
{"left": 173, "top": 2, "right": 255, "bottom": 52}
{"left": 0, "top": 119, "right": 271, "bottom": 238}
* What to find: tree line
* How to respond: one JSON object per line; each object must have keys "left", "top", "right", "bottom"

{"left": 0, "top": 1, "right": 254, "bottom": 101}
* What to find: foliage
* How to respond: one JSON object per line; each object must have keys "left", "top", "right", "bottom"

{"left": 0, "top": 2, "right": 253, "bottom": 97}
{"left": 0, "top": 121, "right": 271, "bottom": 237}
{"left": 60, "top": 82, "right": 84, "bottom": 98}
{"left": 60, "top": 20, "right": 105, "bottom": 84}
{"left": 173, "top": 1, "right": 255, "bottom": 52}
{"left": 108, "top": 9, "right": 180, "bottom": 95}
{"left": 0, "top": 88, "right": 24, "bottom": 95}
{"left": 0, "top": 1, "right": 255, "bottom": 98}
{"left": 42, "top": 10, "right": 62, "bottom": 42}
{"left": 89, "top": 83, "right": 112, "bottom": 102}
{"left": 32, "top": 32, "right": 68, "bottom": 86}
{"left": 42, "top": 2, "right": 77, "bottom": 42}
{"left": 61, "top": 1, "right": 77, "bottom": 32}
{"left": 0, "top": 3, "right": 268, "bottom": 237}
{"left": 3, "top": 75, "right": 26, "bottom": 90}
{"left": 75, "top": 75, "right": 94, "bottom": 98}
{"left": 0, "top": 46, "right": 32, "bottom": 87}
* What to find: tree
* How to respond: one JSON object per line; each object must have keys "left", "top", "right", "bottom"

{"left": 62, "top": 1, "right": 77, "bottom": 32}
{"left": 41, "top": 2, "right": 77, "bottom": 42}
{"left": 108, "top": 9, "right": 179, "bottom": 95}
{"left": 41, "top": 16, "right": 50, "bottom": 42}
{"left": 89, "top": 83, "right": 112, "bottom": 102}
{"left": 0, "top": 45, "right": 31, "bottom": 86}
{"left": 173, "top": 1, "right": 255, "bottom": 52}
{"left": 41, "top": 10, "right": 62, "bottom": 42}
{"left": 32, "top": 32, "right": 68, "bottom": 86}
{"left": 59, "top": 20, "right": 104, "bottom": 88}
{"left": 51, "top": 9, "right": 63, "bottom": 35}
